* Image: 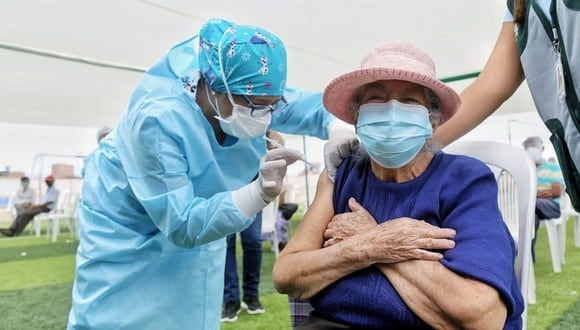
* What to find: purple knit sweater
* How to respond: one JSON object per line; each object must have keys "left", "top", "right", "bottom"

{"left": 309, "top": 152, "right": 524, "bottom": 329}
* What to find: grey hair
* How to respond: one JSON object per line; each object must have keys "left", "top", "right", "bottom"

{"left": 425, "top": 89, "right": 442, "bottom": 127}
{"left": 522, "top": 136, "right": 543, "bottom": 149}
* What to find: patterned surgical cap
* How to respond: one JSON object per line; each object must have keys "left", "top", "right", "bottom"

{"left": 198, "top": 18, "right": 287, "bottom": 96}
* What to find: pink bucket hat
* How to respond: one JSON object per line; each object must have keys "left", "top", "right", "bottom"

{"left": 323, "top": 42, "right": 461, "bottom": 125}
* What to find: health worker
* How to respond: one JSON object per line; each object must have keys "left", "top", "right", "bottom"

{"left": 67, "top": 18, "right": 354, "bottom": 330}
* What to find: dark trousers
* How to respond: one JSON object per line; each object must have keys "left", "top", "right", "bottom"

{"left": 532, "top": 198, "right": 561, "bottom": 261}
{"left": 9, "top": 206, "right": 50, "bottom": 236}
{"left": 223, "top": 211, "right": 263, "bottom": 303}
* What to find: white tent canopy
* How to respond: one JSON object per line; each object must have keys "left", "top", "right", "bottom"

{"left": 0, "top": 0, "right": 550, "bottom": 175}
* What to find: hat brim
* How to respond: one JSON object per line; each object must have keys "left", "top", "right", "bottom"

{"left": 323, "top": 68, "right": 461, "bottom": 125}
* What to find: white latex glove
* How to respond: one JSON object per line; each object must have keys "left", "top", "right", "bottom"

{"left": 232, "top": 147, "right": 303, "bottom": 217}
{"left": 324, "top": 119, "right": 358, "bottom": 183}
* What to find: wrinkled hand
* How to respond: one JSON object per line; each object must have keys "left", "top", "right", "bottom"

{"left": 258, "top": 147, "right": 303, "bottom": 201}
{"left": 364, "top": 218, "right": 456, "bottom": 263}
{"left": 324, "top": 198, "right": 376, "bottom": 247}
{"left": 323, "top": 130, "right": 359, "bottom": 183}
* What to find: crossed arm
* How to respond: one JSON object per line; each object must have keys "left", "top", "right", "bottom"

{"left": 272, "top": 169, "right": 507, "bottom": 329}
{"left": 537, "top": 182, "right": 564, "bottom": 199}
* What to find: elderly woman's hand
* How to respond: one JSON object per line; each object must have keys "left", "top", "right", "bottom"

{"left": 363, "top": 218, "right": 456, "bottom": 263}
{"left": 322, "top": 198, "right": 456, "bottom": 262}
{"left": 323, "top": 198, "right": 376, "bottom": 247}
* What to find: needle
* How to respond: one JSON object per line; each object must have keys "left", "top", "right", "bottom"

{"left": 264, "top": 136, "right": 314, "bottom": 168}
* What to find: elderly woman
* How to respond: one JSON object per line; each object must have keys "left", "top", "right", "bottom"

{"left": 272, "top": 42, "right": 524, "bottom": 329}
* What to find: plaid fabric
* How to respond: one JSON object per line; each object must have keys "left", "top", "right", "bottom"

{"left": 288, "top": 296, "right": 314, "bottom": 329}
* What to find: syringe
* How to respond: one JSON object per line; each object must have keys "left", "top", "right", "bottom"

{"left": 263, "top": 136, "right": 314, "bottom": 168}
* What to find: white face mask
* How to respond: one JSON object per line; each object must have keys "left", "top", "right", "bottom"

{"left": 526, "top": 147, "right": 543, "bottom": 164}
{"left": 216, "top": 101, "right": 271, "bottom": 139}
{"left": 205, "top": 84, "right": 271, "bottom": 139}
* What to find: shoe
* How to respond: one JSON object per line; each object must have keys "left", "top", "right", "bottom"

{"left": 242, "top": 296, "right": 265, "bottom": 315}
{"left": 221, "top": 301, "right": 241, "bottom": 322}
{"left": 0, "top": 228, "right": 13, "bottom": 237}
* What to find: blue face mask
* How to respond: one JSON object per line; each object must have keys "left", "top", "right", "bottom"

{"left": 356, "top": 100, "right": 433, "bottom": 168}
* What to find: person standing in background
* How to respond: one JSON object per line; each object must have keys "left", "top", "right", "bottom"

{"left": 431, "top": 0, "right": 580, "bottom": 211}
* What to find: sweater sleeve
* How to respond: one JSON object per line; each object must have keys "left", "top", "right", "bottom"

{"left": 438, "top": 155, "right": 523, "bottom": 320}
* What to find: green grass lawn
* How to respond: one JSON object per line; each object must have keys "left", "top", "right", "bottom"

{"left": 1, "top": 216, "right": 580, "bottom": 329}
{"left": 528, "top": 219, "right": 580, "bottom": 330}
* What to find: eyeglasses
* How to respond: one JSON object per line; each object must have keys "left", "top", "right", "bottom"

{"left": 240, "top": 95, "right": 288, "bottom": 117}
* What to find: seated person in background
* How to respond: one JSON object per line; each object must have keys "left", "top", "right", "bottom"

{"left": 523, "top": 136, "right": 565, "bottom": 261}
{"left": 273, "top": 42, "right": 524, "bottom": 329}
{"left": 0, "top": 175, "right": 60, "bottom": 237}
{"left": 12, "top": 176, "right": 36, "bottom": 215}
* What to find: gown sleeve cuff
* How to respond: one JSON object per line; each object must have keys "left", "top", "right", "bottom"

{"left": 231, "top": 180, "right": 271, "bottom": 218}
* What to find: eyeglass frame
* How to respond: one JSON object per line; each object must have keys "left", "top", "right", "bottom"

{"left": 239, "top": 95, "right": 288, "bottom": 117}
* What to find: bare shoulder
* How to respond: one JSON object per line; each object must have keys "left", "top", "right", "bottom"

{"left": 281, "top": 169, "right": 335, "bottom": 252}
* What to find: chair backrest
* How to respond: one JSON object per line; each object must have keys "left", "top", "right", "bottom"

{"left": 54, "top": 190, "right": 68, "bottom": 213}
{"left": 445, "top": 140, "right": 537, "bottom": 328}
{"left": 496, "top": 171, "right": 520, "bottom": 242}
{"left": 63, "top": 191, "right": 80, "bottom": 216}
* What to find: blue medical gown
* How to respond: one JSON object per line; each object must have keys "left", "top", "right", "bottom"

{"left": 67, "top": 37, "right": 332, "bottom": 329}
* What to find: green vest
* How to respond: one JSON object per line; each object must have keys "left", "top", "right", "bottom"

{"left": 507, "top": 0, "right": 580, "bottom": 210}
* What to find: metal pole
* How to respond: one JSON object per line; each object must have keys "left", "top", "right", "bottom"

{"left": 440, "top": 71, "right": 481, "bottom": 83}
{"left": 0, "top": 41, "right": 146, "bottom": 73}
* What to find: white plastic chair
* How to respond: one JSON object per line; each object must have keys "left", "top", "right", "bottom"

{"left": 32, "top": 190, "right": 64, "bottom": 238}
{"left": 32, "top": 190, "right": 79, "bottom": 242}
{"left": 539, "top": 207, "right": 566, "bottom": 273}
{"left": 562, "top": 193, "right": 580, "bottom": 247}
{"left": 445, "top": 140, "right": 537, "bottom": 329}
{"left": 44, "top": 191, "right": 79, "bottom": 242}
{"left": 262, "top": 199, "right": 280, "bottom": 257}
{"left": 545, "top": 191, "right": 580, "bottom": 271}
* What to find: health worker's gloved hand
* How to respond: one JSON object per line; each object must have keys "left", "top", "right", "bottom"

{"left": 257, "top": 148, "right": 302, "bottom": 200}
{"left": 232, "top": 147, "right": 303, "bottom": 217}
{"left": 324, "top": 120, "right": 358, "bottom": 183}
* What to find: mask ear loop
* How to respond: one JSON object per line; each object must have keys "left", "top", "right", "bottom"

{"left": 203, "top": 82, "right": 223, "bottom": 119}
